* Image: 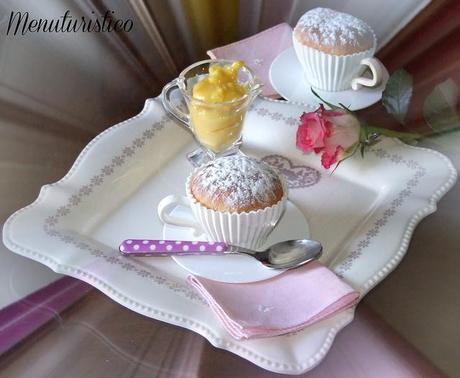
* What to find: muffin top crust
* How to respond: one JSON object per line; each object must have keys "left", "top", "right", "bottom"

{"left": 190, "top": 155, "right": 284, "bottom": 213}
{"left": 294, "top": 8, "right": 375, "bottom": 55}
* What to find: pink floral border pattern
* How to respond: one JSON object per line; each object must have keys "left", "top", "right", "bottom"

{"left": 43, "top": 114, "right": 206, "bottom": 305}
{"left": 254, "top": 106, "right": 299, "bottom": 126}
{"left": 334, "top": 148, "right": 426, "bottom": 276}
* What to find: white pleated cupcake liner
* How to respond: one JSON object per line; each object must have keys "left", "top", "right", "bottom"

{"left": 185, "top": 172, "right": 287, "bottom": 250}
{"left": 292, "top": 36, "right": 376, "bottom": 92}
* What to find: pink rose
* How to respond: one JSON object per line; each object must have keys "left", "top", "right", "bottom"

{"left": 296, "top": 105, "right": 360, "bottom": 169}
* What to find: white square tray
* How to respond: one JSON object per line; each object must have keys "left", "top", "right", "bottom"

{"left": 3, "top": 97, "right": 456, "bottom": 374}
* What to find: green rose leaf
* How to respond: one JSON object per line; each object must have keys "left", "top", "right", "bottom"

{"left": 382, "top": 69, "right": 413, "bottom": 124}
{"left": 423, "top": 78, "right": 460, "bottom": 132}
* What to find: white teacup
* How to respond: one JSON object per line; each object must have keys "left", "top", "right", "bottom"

{"left": 157, "top": 172, "right": 287, "bottom": 250}
{"left": 292, "top": 32, "right": 385, "bottom": 92}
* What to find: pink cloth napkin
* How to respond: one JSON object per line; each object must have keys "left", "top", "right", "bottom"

{"left": 207, "top": 23, "right": 293, "bottom": 97}
{"left": 187, "top": 261, "right": 359, "bottom": 340}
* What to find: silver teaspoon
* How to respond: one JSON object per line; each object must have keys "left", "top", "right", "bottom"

{"left": 119, "top": 239, "right": 322, "bottom": 270}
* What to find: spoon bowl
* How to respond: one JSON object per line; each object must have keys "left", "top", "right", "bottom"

{"left": 227, "top": 239, "right": 322, "bottom": 269}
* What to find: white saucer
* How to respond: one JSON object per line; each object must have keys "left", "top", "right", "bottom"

{"left": 269, "top": 47, "right": 389, "bottom": 111}
{"left": 162, "top": 200, "right": 310, "bottom": 283}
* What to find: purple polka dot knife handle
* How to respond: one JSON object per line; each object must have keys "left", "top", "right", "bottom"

{"left": 119, "top": 239, "right": 228, "bottom": 257}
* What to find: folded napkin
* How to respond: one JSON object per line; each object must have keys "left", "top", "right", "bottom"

{"left": 207, "top": 23, "right": 293, "bottom": 97}
{"left": 187, "top": 261, "right": 359, "bottom": 340}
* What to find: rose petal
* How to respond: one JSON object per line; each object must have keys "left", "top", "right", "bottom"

{"left": 296, "top": 111, "right": 328, "bottom": 152}
{"left": 323, "top": 113, "right": 360, "bottom": 151}
{"left": 321, "top": 146, "right": 343, "bottom": 169}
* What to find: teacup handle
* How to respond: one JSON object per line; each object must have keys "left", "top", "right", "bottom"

{"left": 161, "top": 79, "right": 191, "bottom": 127}
{"left": 157, "top": 194, "right": 202, "bottom": 236}
{"left": 351, "top": 58, "right": 384, "bottom": 91}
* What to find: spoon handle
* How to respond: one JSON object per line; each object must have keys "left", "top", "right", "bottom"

{"left": 119, "top": 239, "right": 228, "bottom": 257}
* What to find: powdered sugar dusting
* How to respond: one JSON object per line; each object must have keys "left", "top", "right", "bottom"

{"left": 191, "top": 155, "right": 283, "bottom": 212}
{"left": 295, "top": 8, "right": 373, "bottom": 48}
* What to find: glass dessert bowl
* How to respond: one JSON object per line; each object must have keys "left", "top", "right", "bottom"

{"left": 161, "top": 59, "right": 262, "bottom": 165}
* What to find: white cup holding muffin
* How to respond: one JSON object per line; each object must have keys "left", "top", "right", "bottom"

{"left": 292, "top": 7, "right": 385, "bottom": 92}
{"left": 157, "top": 155, "right": 287, "bottom": 250}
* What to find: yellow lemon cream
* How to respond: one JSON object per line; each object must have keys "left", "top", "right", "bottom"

{"left": 190, "top": 61, "right": 248, "bottom": 153}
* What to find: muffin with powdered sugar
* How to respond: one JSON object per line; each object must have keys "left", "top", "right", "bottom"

{"left": 190, "top": 155, "right": 284, "bottom": 213}
{"left": 293, "top": 7, "right": 375, "bottom": 56}
{"left": 292, "top": 8, "right": 379, "bottom": 91}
